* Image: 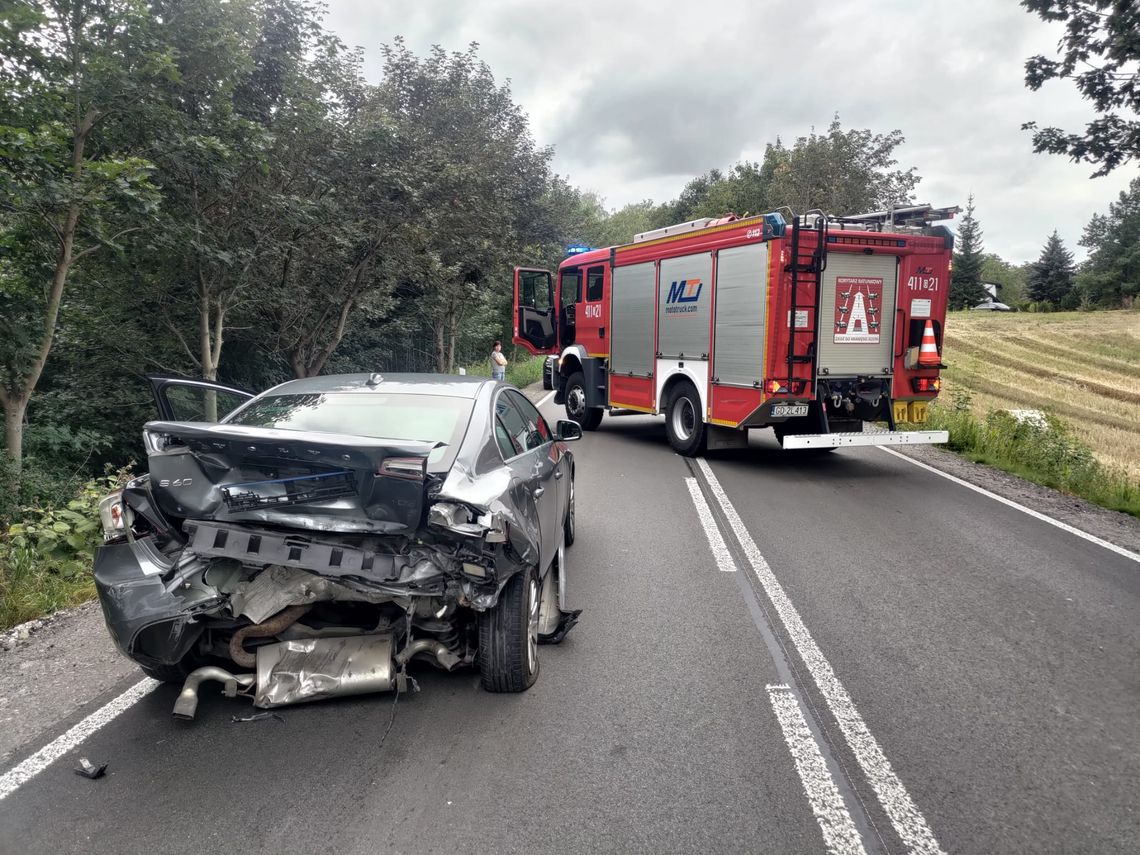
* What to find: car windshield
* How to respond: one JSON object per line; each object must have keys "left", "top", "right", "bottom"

{"left": 225, "top": 392, "right": 473, "bottom": 468}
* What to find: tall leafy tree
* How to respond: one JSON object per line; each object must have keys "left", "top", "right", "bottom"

{"left": 1077, "top": 176, "right": 1140, "bottom": 307}
{"left": 375, "top": 40, "right": 554, "bottom": 372}
{"left": 1021, "top": 0, "right": 1140, "bottom": 176}
{"left": 950, "top": 195, "right": 987, "bottom": 309}
{"left": 0, "top": 0, "right": 169, "bottom": 470}
{"left": 762, "top": 116, "right": 919, "bottom": 216}
{"left": 1028, "top": 230, "right": 1078, "bottom": 306}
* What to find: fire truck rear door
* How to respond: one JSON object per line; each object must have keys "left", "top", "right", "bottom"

{"left": 816, "top": 253, "right": 898, "bottom": 377}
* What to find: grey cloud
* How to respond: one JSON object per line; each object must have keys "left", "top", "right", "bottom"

{"left": 324, "top": 0, "right": 1135, "bottom": 262}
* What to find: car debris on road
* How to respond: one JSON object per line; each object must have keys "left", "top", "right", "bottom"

{"left": 73, "top": 758, "right": 107, "bottom": 780}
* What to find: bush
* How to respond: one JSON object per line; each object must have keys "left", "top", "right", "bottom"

{"left": 0, "top": 465, "right": 133, "bottom": 630}
{"left": 919, "top": 394, "right": 1139, "bottom": 516}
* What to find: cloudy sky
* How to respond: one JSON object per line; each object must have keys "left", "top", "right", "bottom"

{"left": 324, "top": 0, "right": 1135, "bottom": 263}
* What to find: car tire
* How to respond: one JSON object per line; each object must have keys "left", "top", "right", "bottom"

{"left": 665, "top": 380, "right": 707, "bottom": 456}
{"left": 479, "top": 564, "right": 540, "bottom": 693}
{"left": 563, "top": 474, "right": 575, "bottom": 547}
{"left": 564, "top": 371, "right": 603, "bottom": 431}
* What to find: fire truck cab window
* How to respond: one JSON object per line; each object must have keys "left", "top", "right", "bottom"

{"left": 586, "top": 266, "right": 604, "bottom": 302}
{"left": 560, "top": 268, "right": 581, "bottom": 306}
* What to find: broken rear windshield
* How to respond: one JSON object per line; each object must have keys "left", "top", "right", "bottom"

{"left": 225, "top": 392, "right": 473, "bottom": 468}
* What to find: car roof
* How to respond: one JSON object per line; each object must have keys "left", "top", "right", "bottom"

{"left": 264, "top": 373, "right": 494, "bottom": 399}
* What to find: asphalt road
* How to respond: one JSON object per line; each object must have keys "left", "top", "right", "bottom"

{"left": 1, "top": 398, "right": 1137, "bottom": 855}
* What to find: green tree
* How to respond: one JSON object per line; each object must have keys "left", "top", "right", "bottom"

{"left": 1077, "top": 177, "right": 1140, "bottom": 307}
{"left": 950, "top": 195, "right": 987, "bottom": 309}
{"left": 1021, "top": 0, "right": 1140, "bottom": 176}
{"left": 1028, "top": 230, "right": 1078, "bottom": 306}
{"left": 0, "top": 0, "right": 169, "bottom": 470}
{"left": 374, "top": 41, "right": 554, "bottom": 372}
{"left": 763, "top": 116, "right": 919, "bottom": 216}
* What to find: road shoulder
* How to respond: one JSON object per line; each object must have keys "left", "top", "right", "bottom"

{"left": 887, "top": 441, "right": 1140, "bottom": 554}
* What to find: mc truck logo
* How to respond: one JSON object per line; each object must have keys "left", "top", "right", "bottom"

{"left": 665, "top": 278, "right": 702, "bottom": 314}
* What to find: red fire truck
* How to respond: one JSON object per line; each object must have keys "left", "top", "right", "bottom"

{"left": 513, "top": 204, "right": 958, "bottom": 456}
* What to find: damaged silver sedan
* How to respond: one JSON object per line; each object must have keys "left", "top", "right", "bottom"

{"left": 93, "top": 373, "right": 581, "bottom": 720}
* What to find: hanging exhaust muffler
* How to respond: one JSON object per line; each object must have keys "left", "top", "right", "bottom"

{"left": 254, "top": 635, "right": 396, "bottom": 708}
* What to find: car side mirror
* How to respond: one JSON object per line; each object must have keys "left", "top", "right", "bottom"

{"left": 555, "top": 420, "right": 583, "bottom": 442}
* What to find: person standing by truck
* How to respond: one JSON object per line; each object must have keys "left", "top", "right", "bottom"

{"left": 490, "top": 340, "right": 508, "bottom": 381}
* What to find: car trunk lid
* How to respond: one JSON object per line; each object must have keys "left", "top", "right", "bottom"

{"left": 145, "top": 421, "right": 438, "bottom": 533}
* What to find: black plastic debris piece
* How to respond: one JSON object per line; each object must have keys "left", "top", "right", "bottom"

{"left": 231, "top": 712, "right": 285, "bottom": 724}
{"left": 74, "top": 758, "right": 107, "bottom": 779}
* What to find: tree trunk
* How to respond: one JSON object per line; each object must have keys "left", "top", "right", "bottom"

{"left": 434, "top": 322, "right": 447, "bottom": 373}
{"left": 3, "top": 397, "right": 27, "bottom": 474}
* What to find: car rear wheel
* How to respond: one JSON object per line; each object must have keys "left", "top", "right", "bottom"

{"left": 479, "top": 564, "right": 540, "bottom": 692}
{"left": 565, "top": 371, "right": 603, "bottom": 430}
{"left": 665, "top": 380, "right": 706, "bottom": 456}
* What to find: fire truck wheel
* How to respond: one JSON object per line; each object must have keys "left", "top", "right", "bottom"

{"left": 666, "top": 380, "right": 707, "bottom": 457}
{"left": 565, "top": 372, "right": 603, "bottom": 430}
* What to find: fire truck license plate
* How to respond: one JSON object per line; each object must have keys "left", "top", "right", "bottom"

{"left": 772, "top": 404, "right": 809, "bottom": 418}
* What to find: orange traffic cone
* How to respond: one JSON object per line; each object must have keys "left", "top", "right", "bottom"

{"left": 917, "top": 320, "right": 941, "bottom": 367}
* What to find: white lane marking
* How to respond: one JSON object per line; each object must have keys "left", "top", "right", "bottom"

{"left": 696, "top": 457, "right": 945, "bottom": 855}
{"left": 0, "top": 678, "right": 159, "bottom": 801}
{"left": 767, "top": 685, "right": 868, "bottom": 855}
{"left": 878, "top": 447, "right": 1140, "bottom": 565}
{"left": 684, "top": 477, "right": 737, "bottom": 572}
{"left": 536, "top": 389, "right": 555, "bottom": 408}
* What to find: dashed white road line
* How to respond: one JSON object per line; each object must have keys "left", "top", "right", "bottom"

{"left": 0, "top": 678, "right": 159, "bottom": 801}
{"left": 695, "top": 457, "right": 945, "bottom": 855}
{"left": 878, "top": 447, "right": 1140, "bottom": 564}
{"left": 536, "top": 389, "right": 556, "bottom": 408}
{"left": 767, "top": 685, "right": 868, "bottom": 855}
{"left": 684, "top": 477, "right": 737, "bottom": 572}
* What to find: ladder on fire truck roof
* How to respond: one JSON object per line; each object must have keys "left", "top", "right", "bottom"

{"left": 813, "top": 203, "right": 960, "bottom": 231}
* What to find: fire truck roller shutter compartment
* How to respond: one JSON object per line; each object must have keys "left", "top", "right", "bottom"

{"left": 610, "top": 262, "right": 656, "bottom": 377}
{"left": 712, "top": 243, "right": 768, "bottom": 386}
{"left": 817, "top": 252, "right": 899, "bottom": 377}
{"left": 658, "top": 253, "right": 713, "bottom": 359}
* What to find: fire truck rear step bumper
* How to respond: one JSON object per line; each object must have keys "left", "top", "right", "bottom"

{"left": 781, "top": 430, "right": 949, "bottom": 449}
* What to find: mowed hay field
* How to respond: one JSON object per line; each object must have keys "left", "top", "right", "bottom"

{"left": 939, "top": 311, "right": 1140, "bottom": 481}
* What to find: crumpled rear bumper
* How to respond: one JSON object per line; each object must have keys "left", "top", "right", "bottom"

{"left": 93, "top": 539, "right": 220, "bottom": 667}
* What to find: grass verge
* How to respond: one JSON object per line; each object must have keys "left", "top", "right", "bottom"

{"left": 461, "top": 352, "right": 545, "bottom": 388}
{"left": 0, "top": 545, "right": 97, "bottom": 631}
{"left": 910, "top": 393, "right": 1140, "bottom": 517}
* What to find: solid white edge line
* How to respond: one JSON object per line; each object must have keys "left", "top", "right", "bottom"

{"left": 696, "top": 457, "right": 945, "bottom": 855}
{"left": 684, "top": 477, "right": 737, "bottom": 572}
{"left": 0, "top": 678, "right": 160, "bottom": 801}
{"left": 536, "top": 389, "right": 556, "bottom": 409}
{"left": 877, "top": 447, "right": 1140, "bottom": 565}
{"left": 767, "top": 685, "right": 868, "bottom": 855}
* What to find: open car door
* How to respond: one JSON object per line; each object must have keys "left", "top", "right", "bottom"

{"left": 145, "top": 374, "right": 255, "bottom": 423}
{"left": 513, "top": 267, "right": 558, "bottom": 355}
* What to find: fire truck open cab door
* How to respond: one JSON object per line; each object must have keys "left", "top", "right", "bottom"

{"left": 514, "top": 267, "right": 558, "bottom": 355}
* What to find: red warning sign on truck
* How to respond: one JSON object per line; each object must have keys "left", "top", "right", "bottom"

{"left": 834, "top": 276, "right": 882, "bottom": 344}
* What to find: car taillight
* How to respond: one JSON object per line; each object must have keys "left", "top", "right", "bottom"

{"left": 911, "top": 377, "right": 941, "bottom": 393}
{"left": 99, "top": 491, "right": 127, "bottom": 541}
{"left": 379, "top": 457, "right": 427, "bottom": 481}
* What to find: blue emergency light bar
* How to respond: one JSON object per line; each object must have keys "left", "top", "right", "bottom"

{"left": 565, "top": 244, "right": 595, "bottom": 255}
{"left": 761, "top": 212, "right": 786, "bottom": 238}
